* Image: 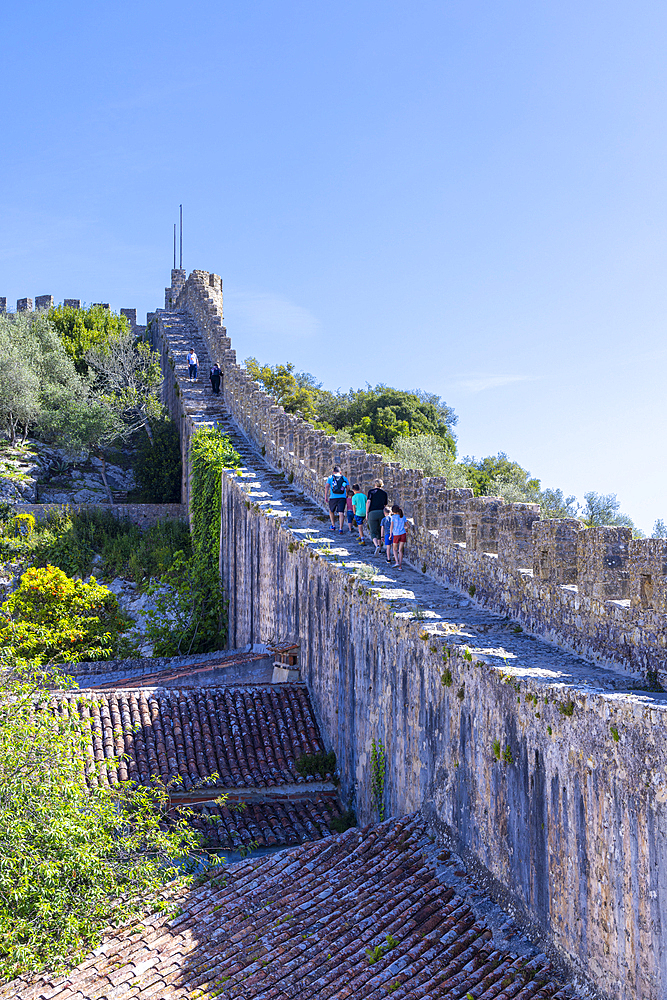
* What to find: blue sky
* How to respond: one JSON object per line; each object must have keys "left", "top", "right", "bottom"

{"left": 2, "top": 1, "right": 666, "bottom": 530}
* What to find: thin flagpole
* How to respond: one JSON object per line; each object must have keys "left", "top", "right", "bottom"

{"left": 173, "top": 224, "right": 176, "bottom": 269}
{"left": 179, "top": 205, "right": 183, "bottom": 269}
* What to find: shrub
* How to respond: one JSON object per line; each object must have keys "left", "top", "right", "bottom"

{"left": 0, "top": 565, "right": 133, "bottom": 662}
{"left": 295, "top": 751, "right": 337, "bottom": 779}
{"left": 25, "top": 508, "right": 190, "bottom": 584}
{"left": 133, "top": 417, "right": 182, "bottom": 503}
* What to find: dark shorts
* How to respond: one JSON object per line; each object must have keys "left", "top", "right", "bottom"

{"left": 368, "top": 510, "right": 384, "bottom": 537}
{"left": 354, "top": 514, "right": 365, "bottom": 525}
{"left": 329, "top": 497, "right": 346, "bottom": 514}
{"left": 393, "top": 533, "right": 407, "bottom": 543}
{"left": 346, "top": 510, "right": 354, "bottom": 523}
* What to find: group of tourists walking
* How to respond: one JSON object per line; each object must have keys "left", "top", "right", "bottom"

{"left": 324, "top": 466, "right": 408, "bottom": 569}
{"left": 186, "top": 348, "right": 222, "bottom": 395}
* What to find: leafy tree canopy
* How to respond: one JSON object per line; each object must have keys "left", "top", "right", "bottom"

{"left": 48, "top": 303, "right": 129, "bottom": 374}
{"left": 85, "top": 331, "right": 163, "bottom": 445}
{"left": 244, "top": 358, "right": 320, "bottom": 422}
{"left": 0, "top": 654, "right": 205, "bottom": 980}
{"left": 244, "top": 358, "right": 457, "bottom": 453}
{"left": 581, "top": 491, "right": 635, "bottom": 529}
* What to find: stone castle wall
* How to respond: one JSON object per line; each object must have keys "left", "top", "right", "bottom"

{"left": 164, "top": 268, "right": 667, "bottom": 686}
{"left": 220, "top": 466, "right": 667, "bottom": 1000}
{"left": 150, "top": 267, "right": 667, "bottom": 999}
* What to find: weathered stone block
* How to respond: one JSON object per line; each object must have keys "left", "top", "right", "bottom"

{"left": 532, "top": 518, "right": 582, "bottom": 584}
{"left": 629, "top": 537, "right": 667, "bottom": 612}
{"left": 498, "top": 502, "right": 541, "bottom": 570}
{"left": 64, "top": 298, "right": 81, "bottom": 309}
{"left": 464, "top": 496, "right": 505, "bottom": 554}
{"left": 16, "top": 297, "right": 32, "bottom": 311}
{"left": 35, "top": 294, "right": 53, "bottom": 310}
{"left": 577, "top": 525, "right": 631, "bottom": 600}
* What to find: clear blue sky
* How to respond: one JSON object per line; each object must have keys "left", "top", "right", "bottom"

{"left": 2, "top": 1, "right": 666, "bottom": 531}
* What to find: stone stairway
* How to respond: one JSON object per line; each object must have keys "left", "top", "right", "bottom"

{"left": 160, "top": 310, "right": 228, "bottom": 427}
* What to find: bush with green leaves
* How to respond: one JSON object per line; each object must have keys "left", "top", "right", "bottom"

{"left": 0, "top": 565, "right": 134, "bottom": 663}
{"left": 144, "top": 428, "right": 241, "bottom": 655}
{"left": 1, "top": 507, "right": 191, "bottom": 585}
{"left": 133, "top": 416, "right": 182, "bottom": 502}
{"left": 0, "top": 655, "right": 206, "bottom": 980}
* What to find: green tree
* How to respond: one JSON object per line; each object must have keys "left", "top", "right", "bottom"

{"left": 0, "top": 654, "right": 204, "bottom": 980}
{"left": 318, "top": 385, "right": 457, "bottom": 452}
{"left": 85, "top": 330, "right": 163, "bottom": 445}
{"left": 581, "top": 491, "right": 634, "bottom": 529}
{"left": 460, "top": 453, "right": 540, "bottom": 497}
{"left": 538, "top": 488, "right": 580, "bottom": 519}
{"left": 48, "top": 303, "right": 129, "bottom": 374}
{"left": 244, "top": 358, "right": 320, "bottom": 422}
{"left": 390, "top": 434, "right": 471, "bottom": 485}
{"left": 652, "top": 519, "right": 667, "bottom": 539}
{"left": 243, "top": 360, "right": 458, "bottom": 453}
{"left": 0, "top": 312, "right": 95, "bottom": 446}
{"left": 0, "top": 565, "right": 133, "bottom": 663}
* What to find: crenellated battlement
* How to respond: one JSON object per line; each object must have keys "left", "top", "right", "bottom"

{"left": 0, "top": 295, "right": 141, "bottom": 325}
{"left": 154, "top": 268, "right": 667, "bottom": 684}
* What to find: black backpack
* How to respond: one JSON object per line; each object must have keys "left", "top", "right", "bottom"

{"left": 332, "top": 474, "right": 346, "bottom": 494}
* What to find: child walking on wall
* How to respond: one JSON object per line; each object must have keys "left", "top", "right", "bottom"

{"left": 346, "top": 486, "right": 355, "bottom": 533}
{"left": 381, "top": 506, "right": 393, "bottom": 564}
{"left": 351, "top": 484, "right": 367, "bottom": 544}
{"left": 391, "top": 504, "right": 407, "bottom": 569}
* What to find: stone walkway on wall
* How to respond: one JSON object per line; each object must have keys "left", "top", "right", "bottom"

{"left": 212, "top": 407, "right": 658, "bottom": 700}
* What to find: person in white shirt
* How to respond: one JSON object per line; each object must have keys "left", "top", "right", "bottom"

{"left": 187, "top": 349, "right": 199, "bottom": 382}
{"left": 390, "top": 504, "right": 407, "bottom": 569}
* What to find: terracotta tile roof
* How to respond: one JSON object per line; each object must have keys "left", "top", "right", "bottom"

{"left": 55, "top": 685, "right": 327, "bottom": 792}
{"left": 5, "top": 815, "right": 573, "bottom": 1000}
{"left": 188, "top": 795, "right": 342, "bottom": 849}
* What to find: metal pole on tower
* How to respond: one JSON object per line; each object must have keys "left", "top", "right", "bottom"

{"left": 173, "top": 224, "right": 176, "bottom": 270}
{"left": 179, "top": 205, "right": 183, "bottom": 270}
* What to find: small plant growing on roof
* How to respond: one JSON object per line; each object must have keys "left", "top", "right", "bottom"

{"left": 468, "top": 584, "right": 476, "bottom": 597}
{"left": 295, "top": 750, "right": 337, "bottom": 781}
{"left": 558, "top": 700, "right": 575, "bottom": 717}
{"left": 441, "top": 668, "right": 453, "bottom": 687}
{"left": 492, "top": 739, "right": 501, "bottom": 760}
{"left": 502, "top": 746, "right": 514, "bottom": 765}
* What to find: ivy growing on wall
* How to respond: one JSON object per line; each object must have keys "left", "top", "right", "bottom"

{"left": 145, "top": 427, "right": 240, "bottom": 655}
{"left": 190, "top": 427, "right": 240, "bottom": 565}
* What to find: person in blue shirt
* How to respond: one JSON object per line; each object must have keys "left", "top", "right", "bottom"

{"left": 351, "top": 484, "right": 367, "bottom": 544}
{"left": 324, "top": 465, "right": 349, "bottom": 533}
